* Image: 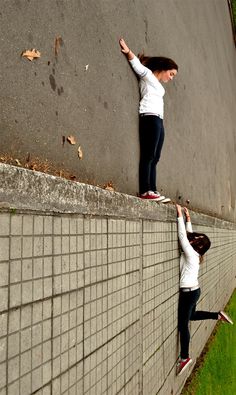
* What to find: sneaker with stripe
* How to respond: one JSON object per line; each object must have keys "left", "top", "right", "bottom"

{"left": 140, "top": 191, "right": 165, "bottom": 201}
{"left": 154, "top": 192, "right": 171, "bottom": 203}
{"left": 176, "top": 357, "right": 192, "bottom": 376}
{"left": 219, "top": 311, "right": 233, "bottom": 324}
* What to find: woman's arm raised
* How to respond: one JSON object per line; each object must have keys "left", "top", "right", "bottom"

{"left": 119, "top": 38, "right": 135, "bottom": 60}
{"left": 184, "top": 207, "right": 193, "bottom": 233}
{"left": 119, "top": 38, "right": 150, "bottom": 80}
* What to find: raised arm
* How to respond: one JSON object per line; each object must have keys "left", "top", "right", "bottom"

{"left": 183, "top": 207, "right": 193, "bottom": 233}
{"left": 119, "top": 38, "right": 149, "bottom": 78}
{"left": 119, "top": 38, "right": 135, "bottom": 61}
{"left": 176, "top": 205, "right": 194, "bottom": 256}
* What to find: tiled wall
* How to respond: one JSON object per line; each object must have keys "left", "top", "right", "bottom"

{"left": 0, "top": 212, "right": 235, "bottom": 395}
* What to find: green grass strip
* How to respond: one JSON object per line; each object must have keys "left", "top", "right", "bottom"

{"left": 182, "top": 289, "right": 236, "bottom": 395}
{"left": 233, "top": 0, "right": 236, "bottom": 24}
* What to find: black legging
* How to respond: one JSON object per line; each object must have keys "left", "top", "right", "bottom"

{"left": 139, "top": 115, "right": 165, "bottom": 194}
{"left": 178, "top": 288, "right": 218, "bottom": 359}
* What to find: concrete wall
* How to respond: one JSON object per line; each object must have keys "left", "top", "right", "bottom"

{"left": 0, "top": 163, "right": 236, "bottom": 395}
{"left": 0, "top": 1, "right": 236, "bottom": 221}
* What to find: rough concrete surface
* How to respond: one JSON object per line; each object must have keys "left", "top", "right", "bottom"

{"left": 0, "top": 0, "right": 236, "bottom": 221}
{"left": 1, "top": 163, "right": 236, "bottom": 231}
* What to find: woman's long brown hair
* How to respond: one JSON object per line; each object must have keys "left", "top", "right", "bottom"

{"left": 187, "top": 232, "right": 211, "bottom": 261}
{"left": 138, "top": 53, "right": 178, "bottom": 72}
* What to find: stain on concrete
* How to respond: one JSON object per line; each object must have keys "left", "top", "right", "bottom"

{"left": 57, "top": 87, "right": 64, "bottom": 96}
{"left": 144, "top": 18, "right": 148, "bottom": 44}
{"left": 49, "top": 75, "right": 56, "bottom": 91}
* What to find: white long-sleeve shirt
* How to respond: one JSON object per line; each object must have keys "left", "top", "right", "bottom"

{"left": 129, "top": 56, "right": 165, "bottom": 119}
{"left": 177, "top": 217, "right": 200, "bottom": 288}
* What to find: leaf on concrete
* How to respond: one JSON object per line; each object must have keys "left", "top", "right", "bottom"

{"left": 55, "top": 36, "right": 63, "bottom": 56}
{"left": 105, "top": 186, "right": 114, "bottom": 192}
{"left": 67, "top": 135, "right": 76, "bottom": 145}
{"left": 21, "top": 48, "right": 41, "bottom": 61}
{"left": 30, "top": 163, "right": 37, "bottom": 170}
{"left": 104, "top": 182, "right": 115, "bottom": 192}
{"left": 78, "top": 146, "right": 83, "bottom": 159}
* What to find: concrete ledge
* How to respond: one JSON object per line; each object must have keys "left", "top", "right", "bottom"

{"left": 1, "top": 163, "right": 235, "bottom": 229}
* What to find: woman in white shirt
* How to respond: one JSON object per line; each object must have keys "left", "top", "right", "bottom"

{"left": 176, "top": 204, "right": 233, "bottom": 376}
{"left": 119, "top": 38, "right": 178, "bottom": 201}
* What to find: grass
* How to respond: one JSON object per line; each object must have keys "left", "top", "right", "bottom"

{"left": 232, "top": 0, "right": 236, "bottom": 32}
{"left": 233, "top": 0, "right": 236, "bottom": 21}
{"left": 181, "top": 289, "right": 236, "bottom": 395}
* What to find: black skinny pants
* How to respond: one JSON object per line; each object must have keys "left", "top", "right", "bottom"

{"left": 178, "top": 288, "right": 218, "bottom": 359}
{"left": 139, "top": 115, "right": 164, "bottom": 194}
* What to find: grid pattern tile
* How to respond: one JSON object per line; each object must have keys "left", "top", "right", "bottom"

{"left": 5, "top": 300, "right": 52, "bottom": 395}
{"left": 52, "top": 290, "right": 84, "bottom": 379}
{"left": 0, "top": 210, "right": 236, "bottom": 395}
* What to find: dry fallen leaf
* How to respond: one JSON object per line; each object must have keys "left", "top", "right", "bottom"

{"left": 55, "top": 36, "right": 63, "bottom": 56}
{"left": 15, "top": 159, "right": 22, "bottom": 166}
{"left": 104, "top": 182, "right": 115, "bottom": 192}
{"left": 21, "top": 48, "right": 41, "bottom": 61}
{"left": 30, "top": 163, "right": 37, "bottom": 170}
{"left": 105, "top": 185, "right": 114, "bottom": 192}
{"left": 78, "top": 146, "right": 83, "bottom": 159}
{"left": 67, "top": 135, "right": 76, "bottom": 145}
